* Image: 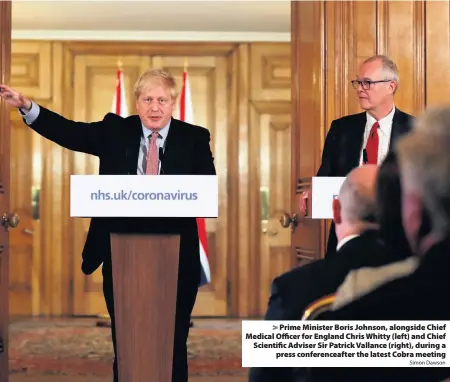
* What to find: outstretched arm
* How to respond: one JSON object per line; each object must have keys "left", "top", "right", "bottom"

{"left": 1, "top": 85, "right": 103, "bottom": 156}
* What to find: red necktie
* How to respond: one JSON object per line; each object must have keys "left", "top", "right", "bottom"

{"left": 145, "top": 133, "right": 159, "bottom": 175}
{"left": 365, "top": 121, "right": 379, "bottom": 164}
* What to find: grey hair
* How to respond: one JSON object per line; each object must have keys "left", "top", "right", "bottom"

{"left": 397, "top": 127, "right": 450, "bottom": 236}
{"left": 363, "top": 55, "right": 399, "bottom": 93}
{"left": 412, "top": 105, "right": 450, "bottom": 138}
{"left": 338, "top": 175, "right": 377, "bottom": 224}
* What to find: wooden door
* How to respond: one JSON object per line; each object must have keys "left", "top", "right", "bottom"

{"left": 0, "top": 2, "right": 12, "bottom": 381}
{"left": 290, "top": 2, "right": 327, "bottom": 269}
{"left": 8, "top": 111, "right": 35, "bottom": 315}
{"left": 244, "top": 44, "right": 295, "bottom": 314}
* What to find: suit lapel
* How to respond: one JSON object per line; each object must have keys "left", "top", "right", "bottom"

{"left": 389, "top": 108, "right": 409, "bottom": 151}
{"left": 348, "top": 112, "right": 367, "bottom": 170}
{"left": 161, "top": 118, "right": 185, "bottom": 174}
{"left": 125, "top": 116, "right": 142, "bottom": 175}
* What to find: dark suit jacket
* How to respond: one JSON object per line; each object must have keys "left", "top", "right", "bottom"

{"left": 310, "top": 236, "right": 450, "bottom": 382}
{"left": 249, "top": 230, "right": 396, "bottom": 382}
{"left": 24, "top": 106, "right": 216, "bottom": 278}
{"left": 316, "top": 108, "right": 414, "bottom": 257}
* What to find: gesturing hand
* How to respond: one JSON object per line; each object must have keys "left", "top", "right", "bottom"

{"left": 0, "top": 85, "right": 32, "bottom": 110}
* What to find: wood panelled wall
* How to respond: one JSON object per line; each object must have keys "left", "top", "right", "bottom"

{"left": 291, "top": 1, "right": 450, "bottom": 266}
{"left": 10, "top": 0, "right": 450, "bottom": 318}
{"left": 9, "top": 40, "right": 291, "bottom": 318}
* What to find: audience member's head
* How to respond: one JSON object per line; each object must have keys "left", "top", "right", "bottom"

{"left": 397, "top": 107, "right": 450, "bottom": 254}
{"left": 332, "top": 164, "right": 379, "bottom": 241}
{"left": 375, "top": 151, "right": 413, "bottom": 260}
{"left": 413, "top": 105, "right": 450, "bottom": 138}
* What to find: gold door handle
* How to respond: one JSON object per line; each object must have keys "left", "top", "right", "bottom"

{"left": 279, "top": 213, "right": 298, "bottom": 229}
{"left": 2, "top": 212, "right": 19, "bottom": 231}
{"left": 23, "top": 228, "right": 34, "bottom": 235}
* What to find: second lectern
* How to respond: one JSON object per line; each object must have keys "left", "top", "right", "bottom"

{"left": 70, "top": 174, "right": 218, "bottom": 381}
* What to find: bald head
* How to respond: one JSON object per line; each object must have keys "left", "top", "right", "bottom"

{"left": 338, "top": 165, "right": 379, "bottom": 224}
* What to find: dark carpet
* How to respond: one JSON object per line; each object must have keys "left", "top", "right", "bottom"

{"left": 9, "top": 318, "right": 246, "bottom": 377}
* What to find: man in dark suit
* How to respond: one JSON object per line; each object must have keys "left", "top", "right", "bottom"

{"left": 249, "top": 164, "right": 396, "bottom": 382}
{"left": 0, "top": 68, "right": 216, "bottom": 382}
{"left": 310, "top": 108, "right": 450, "bottom": 382}
{"left": 300, "top": 55, "right": 414, "bottom": 257}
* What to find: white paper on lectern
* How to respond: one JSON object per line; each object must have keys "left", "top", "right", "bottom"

{"left": 311, "top": 177, "right": 345, "bottom": 219}
{"left": 70, "top": 175, "right": 218, "bottom": 217}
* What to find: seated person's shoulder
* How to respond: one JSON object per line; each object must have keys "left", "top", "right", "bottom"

{"left": 328, "top": 270, "right": 423, "bottom": 320}
{"left": 333, "top": 257, "right": 419, "bottom": 310}
{"left": 273, "top": 259, "right": 326, "bottom": 291}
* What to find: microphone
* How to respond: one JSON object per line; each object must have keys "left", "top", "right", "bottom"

{"left": 363, "top": 149, "right": 368, "bottom": 164}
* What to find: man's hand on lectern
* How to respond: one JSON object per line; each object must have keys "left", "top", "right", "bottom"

{"left": 0, "top": 84, "right": 32, "bottom": 110}
{"left": 299, "top": 189, "right": 311, "bottom": 217}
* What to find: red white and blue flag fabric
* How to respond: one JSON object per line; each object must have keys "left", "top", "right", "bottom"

{"left": 179, "top": 70, "right": 211, "bottom": 286}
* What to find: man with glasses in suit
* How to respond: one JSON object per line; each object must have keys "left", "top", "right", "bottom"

{"left": 300, "top": 55, "right": 414, "bottom": 258}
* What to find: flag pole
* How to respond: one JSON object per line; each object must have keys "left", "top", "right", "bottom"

{"left": 117, "top": 58, "right": 123, "bottom": 71}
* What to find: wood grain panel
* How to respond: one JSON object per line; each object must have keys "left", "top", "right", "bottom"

{"left": 350, "top": 1, "right": 377, "bottom": 115}
{"left": 0, "top": 2, "right": 11, "bottom": 380}
{"left": 11, "top": 41, "right": 52, "bottom": 100}
{"left": 9, "top": 113, "right": 34, "bottom": 315}
{"left": 250, "top": 44, "right": 290, "bottom": 101}
{"left": 254, "top": 103, "right": 292, "bottom": 314}
{"left": 426, "top": 2, "right": 450, "bottom": 107}
{"left": 383, "top": 1, "right": 425, "bottom": 114}
{"left": 291, "top": 1, "right": 325, "bottom": 267}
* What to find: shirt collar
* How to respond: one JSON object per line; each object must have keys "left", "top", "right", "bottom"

{"left": 141, "top": 118, "right": 171, "bottom": 140}
{"left": 336, "top": 234, "right": 360, "bottom": 252}
{"left": 366, "top": 105, "right": 396, "bottom": 133}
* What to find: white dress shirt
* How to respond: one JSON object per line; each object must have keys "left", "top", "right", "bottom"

{"left": 137, "top": 122, "right": 170, "bottom": 175}
{"left": 336, "top": 234, "right": 360, "bottom": 252}
{"left": 359, "top": 106, "right": 395, "bottom": 166}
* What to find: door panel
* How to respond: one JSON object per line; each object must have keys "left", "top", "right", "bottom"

{"left": 290, "top": 1, "right": 326, "bottom": 268}
{"left": 0, "top": 2, "right": 12, "bottom": 381}
{"left": 255, "top": 104, "right": 292, "bottom": 313}
{"left": 9, "top": 112, "right": 35, "bottom": 315}
{"left": 246, "top": 44, "right": 293, "bottom": 315}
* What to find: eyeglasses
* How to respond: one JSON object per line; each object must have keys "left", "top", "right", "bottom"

{"left": 351, "top": 79, "right": 393, "bottom": 90}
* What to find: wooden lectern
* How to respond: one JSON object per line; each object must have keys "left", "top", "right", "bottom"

{"left": 70, "top": 174, "right": 218, "bottom": 381}
{"left": 108, "top": 218, "right": 183, "bottom": 382}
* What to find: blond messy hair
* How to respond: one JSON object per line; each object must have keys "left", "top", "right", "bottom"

{"left": 133, "top": 68, "right": 178, "bottom": 99}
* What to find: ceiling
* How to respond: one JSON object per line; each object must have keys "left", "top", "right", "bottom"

{"left": 12, "top": 1, "right": 291, "bottom": 38}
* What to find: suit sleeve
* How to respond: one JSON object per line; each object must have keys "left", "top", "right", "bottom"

{"left": 193, "top": 128, "right": 216, "bottom": 175}
{"left": 264, "top": 279, "right": 289, "bottom": 320}
{"left": 23, "top": 104, "right": 105, "bottom": 156}
{"left": 316, "top": 120, "right": 338, "bottom": 177}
